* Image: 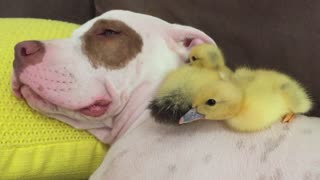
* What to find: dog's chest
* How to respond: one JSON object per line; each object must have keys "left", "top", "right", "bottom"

{"left": 94, "top": 117, "right": 320, "bottom": 180}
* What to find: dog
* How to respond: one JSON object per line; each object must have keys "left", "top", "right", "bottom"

{"left": 12, "top": 10, "right": 320, "bottom": 179}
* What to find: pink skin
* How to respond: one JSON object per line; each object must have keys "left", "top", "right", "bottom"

{"left": 12, "top": 73, "right": 23, "bottom": 98}
{"left": 11, "top": 38, "right": 149, "bottom": 143}
{"left": 12, "top": 39, "right": 116, "bottom": 118}
{"left": 13, "top": 65, "right": 112, "bottom": 117}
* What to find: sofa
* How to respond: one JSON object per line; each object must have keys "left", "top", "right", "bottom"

{"left": 1, "top": 0, "right": 319, "bottom": 178}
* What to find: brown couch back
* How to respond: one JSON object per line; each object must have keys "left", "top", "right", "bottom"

{"left": 0, "top": 0, "right": 94, "bottom": 23}
{"left": 96, "top": 0, "right": 320, "bottom": 116}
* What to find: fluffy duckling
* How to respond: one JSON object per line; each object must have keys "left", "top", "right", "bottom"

{"left": 149, "top": 65, "right": 224, "bottom": 124}
{"left": 188, "top": 43, "right": 233, "bottom": 78}
{"left": 149, "top": 44, "right": 233, "bottom": 124}
{"left": 180, "top": 67, "right": 313, "bottom": 132}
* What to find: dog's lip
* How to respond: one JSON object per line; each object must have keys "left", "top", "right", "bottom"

{"left": 78, "top": 100, "right": 111, "bottom": 117}
{"left": 12, "top": 74, "right": 23, "bottom": 98}
{"left": 13, "top": 80, "right": 111, "bottom": 118}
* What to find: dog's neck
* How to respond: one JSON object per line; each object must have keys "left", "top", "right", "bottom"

{"left": 108, "top": 81, "right": 156, "bottom": 143}
{"left": 87, "top": 82, "right": 155, "bottom": 144}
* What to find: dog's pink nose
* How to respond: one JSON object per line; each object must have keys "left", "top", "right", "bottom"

{"left": 13, "top": 41, "right": 44, "bottom": 76}
{"left": 15, "top": 41, "right": 42, "bottom": 57}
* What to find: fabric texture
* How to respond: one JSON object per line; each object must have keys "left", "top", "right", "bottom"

{"left": 0, "top": 18, "right": 108, "bottom": 179}
{"left": 95, "top": 0, "right": 320, "bottom": 116}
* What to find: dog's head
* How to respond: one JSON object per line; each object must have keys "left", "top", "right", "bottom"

{"left": 12, "top": 10, "right": 214, "bottom": 143}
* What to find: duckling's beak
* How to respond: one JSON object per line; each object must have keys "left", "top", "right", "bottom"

{"left": 179, "top": 108, "right": 205, "bottom": 124}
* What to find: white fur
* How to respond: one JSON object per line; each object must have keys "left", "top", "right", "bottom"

{"left": 91, "top": 115, "right": 320, "bottom": 180}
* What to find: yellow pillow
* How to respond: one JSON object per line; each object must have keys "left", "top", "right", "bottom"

{"left": 0, "top": 18, "right": 108, "bottom": 179}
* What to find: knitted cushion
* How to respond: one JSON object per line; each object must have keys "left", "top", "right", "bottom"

{"left": 0, "top": 18, "right": 108, "bottom": 179}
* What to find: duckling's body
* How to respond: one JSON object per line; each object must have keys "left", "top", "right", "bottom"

{"left": 149, "top": 65, "right": 223, "bottom": 124}
{"left": 191, "top": 67, "right": 312, "bottom": 131}
{"left": 231, "top": 68, "right": 311, "bottom": 131}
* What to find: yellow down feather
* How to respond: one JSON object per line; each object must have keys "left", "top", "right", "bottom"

{"left": 194, "top": 67, "right": 312, "bottom": 131}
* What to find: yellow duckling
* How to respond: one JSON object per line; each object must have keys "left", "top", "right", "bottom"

{"left": 188, "top": 43, "right": 233, "bottom": 79}
{"left": 180, "top": 67, "right": 313, "bottom": 132}
{"left": 149, "top": 44, "right": 233, "bottom": 124}
{"left": 149, "top": 65, "right": 225, "bottom": 124}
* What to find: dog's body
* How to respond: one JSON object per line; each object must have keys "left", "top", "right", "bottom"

{"left": 92, "top": 116, "right": 320, "bottom": 180}
{"left": 12, "top": 10, "right": 320, "bottom": 179}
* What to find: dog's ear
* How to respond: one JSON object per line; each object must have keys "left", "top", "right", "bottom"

{"left": 166, "top": 24, "right": 216, "bottom": 60}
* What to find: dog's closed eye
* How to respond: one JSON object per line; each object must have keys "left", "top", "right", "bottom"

{"left": 98, "top": 29, "right": 121, "bottom": 37}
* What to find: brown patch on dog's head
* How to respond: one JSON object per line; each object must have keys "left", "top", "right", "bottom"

{"left": 82, "top": 19, "right": 143, "bottom": 69}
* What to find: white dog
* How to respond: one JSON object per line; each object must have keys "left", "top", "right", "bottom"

{"left": 12, "top": 10, "right": 320, "bottom": 180}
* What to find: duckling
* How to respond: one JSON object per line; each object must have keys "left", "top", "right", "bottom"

{"left": 180, "top": 80, "right": 243, "bottom": 124}
{"left": 149, "top": 65, "right": 224, "bottom": 124}
{"left": 188, "top": 43, "right": 233, "bottom": 79}
{"left": 180, "top": 67, "right": 313, "bottom": 132}
{"left": 149, "top": 44, "right": 233, "bottom": 124}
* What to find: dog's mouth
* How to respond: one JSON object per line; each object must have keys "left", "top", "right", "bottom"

{"left": 78, "top": 100, "right": 111, "bottom": 117}
{"left": 12, "top": 77, "right": 111, "bottom": 118}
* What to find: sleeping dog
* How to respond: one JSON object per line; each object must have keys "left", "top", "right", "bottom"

{"left": 12, "top": 10, "right": 320, "bottom": 179}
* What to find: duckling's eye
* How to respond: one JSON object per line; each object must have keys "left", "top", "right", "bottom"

{"left": 191, "top": 56, "right": 197, "bottom": 61}
{"left": 206, "top": 99, "right": 216, "bottom": 106}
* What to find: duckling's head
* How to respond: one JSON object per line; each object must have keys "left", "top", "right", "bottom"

{"left": 188, "top": 44, "right": 225, "bottom": 70}
{"left": 180, "top": 81, "right": 243, "bottom": 124}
